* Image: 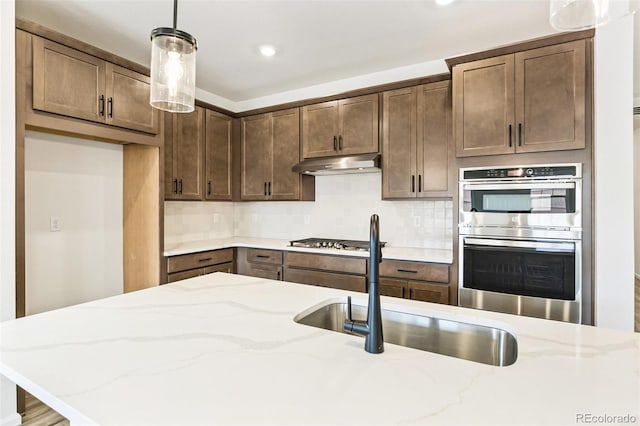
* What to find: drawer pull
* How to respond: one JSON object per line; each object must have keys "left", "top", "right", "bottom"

{"left": 256, "top": 255, "right": 270, "bottom": 259}
{"left": 198, "top": 257, "right": 213, "bottom": 262}
{"left": 397, "top": 269, "right": 418, "bottom": 274}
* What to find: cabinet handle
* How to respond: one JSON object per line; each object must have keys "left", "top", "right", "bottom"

{"left": 518, "top": 123, "right": 523, "bottom": 146}
{"left": 173, "top": 178, "right": 178, "bottom": 194}
{"left": 256, "top": 255, "right": 270, "bottom": 259}
{"left": 411, "top": 175, "right": 415, "bottom": 193}
{"left": 107, "top": 97, "right": 113, "bottom": 118}
{"left": 508, "top": 124, "right": 512, "bottom": 147}
{"left": 178, "top": 179, "right": 183, "bottom": 194}
{"left": 268, "top": 181, "right": 271, "bottom": 196}
{"left": 338, "top": 135, "right": 343, "bottom": 150}
{"left": 277, "top": 270, "right": 281, "bottom": 280}
{"left": 198, "top": 257, "right": 213, "bottom": 262}
{"left": 418, "top": 175, "right": 422, "bottom": 193}
{"left": 99, "top": 95, "right": 105, "bottom": 117}
{"left": 264, "top": 181, "right": 267, "bottom": 196}
{"left": 397, "top": 269, "right": 418, "bottom": 274}
{"left": 207, "top": 181, "right": 212, "bottom": 196}
{"left": 333, "top": 136, "right": 337, "bottom": 151}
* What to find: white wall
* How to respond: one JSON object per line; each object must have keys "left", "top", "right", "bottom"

{"left": 0, "top": 0, "right": 20, "bottom": 423}
{"left": 594, "top": 15, "right": 636, "bottom": 331}
{"left": 165, "top": 173, "right": 453, "bottom": 250}
{"left": 25, "top": 131, "right": 123, "bottom": 315}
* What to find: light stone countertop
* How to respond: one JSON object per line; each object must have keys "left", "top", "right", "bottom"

{"left": 1, "top": 273, "right": 639, "bottom": 425}
{"left": 164, "top": 237, "right": 454, "bottom": 264}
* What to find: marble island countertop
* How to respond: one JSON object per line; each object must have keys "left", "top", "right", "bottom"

{"left": 164, "top": 237, "right": 454, "bottom": 264}
{"left": 1, "top": 273, "right": 639, "bottom": 425}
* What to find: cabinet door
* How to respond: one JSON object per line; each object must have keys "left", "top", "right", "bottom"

{"left": 301, "top": 101, "right": 339, "bottom": 158}
{"left": 105, "top": 64, "right": 159, "bottom": 134}
{"left": 515, "top": 40, "right": 586, "bottom": 153}
{"left": 167, "top": 268, "right": 204, "bottom": 283}
{"left": 163, "top": 112, "right": 179, "bottom": 199}
{"left": 408, "top": 282, "right": 449, "bottom": 305}
{"left": 32, "top": 37, "right": 106, "bottom": 123}
{"left": 285, "top": 268, "right": 366, "bottom": 293}
{"left": 382, "top": 87, "right": 417, "bottom": 199}
{"left": 204, "top": 262, "right": 234, "bottom": 274}
{"left": 338, "top": 94, "right": 379, "bottom": 155}
{"left": 241, "top": 114, "right": 271, "bottom": 200}
{"left": 453, "top": 55, "right": 515, "bottom": 157}
{"left": 238, "top": 263, "right": 282, "bottom": 281}
{"left": 417, "top": 81, "right": 452, "bottom": 197}
{"left": 175, "top": 107, "right": 205, "bottom": 200}
{"left": 379, "top": 278, "right": 407, "bottom": 299}
{"left": 271, "top": 108, "right": 301, "bottom": 200}
{"left": 205, "top": 110, "right": 233, "bottom": 200}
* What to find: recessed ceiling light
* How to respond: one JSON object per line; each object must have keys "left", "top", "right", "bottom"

{"left": 435, "top": 0, "right": 455, "bottom": 5}
{"left": 259, "top": 45, "right": 276, "bottom": 57}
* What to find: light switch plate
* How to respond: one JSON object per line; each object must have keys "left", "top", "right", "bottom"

{"left": 50, "top": 216, "right": 61, "bottom": 232}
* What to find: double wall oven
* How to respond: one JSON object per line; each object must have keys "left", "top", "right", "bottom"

{"left": 458, "top": 164, "right": 582, "bottom": 323}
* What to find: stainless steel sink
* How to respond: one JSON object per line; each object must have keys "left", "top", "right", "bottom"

{"left": 294, "top": 300, "right": 518, "bottom": 367}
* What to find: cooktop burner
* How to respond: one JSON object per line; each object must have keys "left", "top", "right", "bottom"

{"left": 289, "top": 238, "right": 386, "bottom": 251}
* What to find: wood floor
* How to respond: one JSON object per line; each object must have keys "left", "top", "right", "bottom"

{"left": 22, "top": 394, "right": 69, "bottom": 426}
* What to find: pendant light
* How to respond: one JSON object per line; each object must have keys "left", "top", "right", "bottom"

{"left": 150, "top": 0, "right": 197, "bottom": 113}
{"left": 550, "top": 0, "right": 638, "bottom": 31}
{"left": 550, "top": 0, "right": 610, "bottom": 30}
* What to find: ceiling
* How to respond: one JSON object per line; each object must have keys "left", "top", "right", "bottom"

{"left": 14, "top": 0, "right": 639, "bottom": 111}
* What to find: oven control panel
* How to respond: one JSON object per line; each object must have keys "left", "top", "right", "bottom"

{"left": 462, "top": 165, "right": 579, "bottom": 180}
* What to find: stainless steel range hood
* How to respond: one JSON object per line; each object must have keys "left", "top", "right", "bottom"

{"left": 292, "top": 153, "right": 381, "bottom": 175}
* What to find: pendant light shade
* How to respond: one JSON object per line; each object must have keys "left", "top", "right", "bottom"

{"left": 150, "top": 0, "right": 197, "bottom": 113}
{"left": 550, "top": 0, "right": 610, "bottom": 30}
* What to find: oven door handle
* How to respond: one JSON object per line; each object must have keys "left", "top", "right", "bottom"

{"left": 464, "top": 237, "right": 576, "bottom": 252}
{"left": 462, "top": 182, "right": 576, "bottom": 191}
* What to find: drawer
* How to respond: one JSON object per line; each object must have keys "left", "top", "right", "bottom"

{"left": 380, "top": 260, "right": 449, "bottom": 283}
{"left": 285, "top": 252, "right": 367, "bottom": 275}
{"left": 204, "top": 262, "right": 234, "bottom": 274}
{"left": 408, "top": 281, "right": 449, "bottom": 304}
{"left": 167, "top": 268, "right": 204, "bottom": 283}
{"left": 379, "top": 278, "right": 407, "bottom": 299}
{"left": 246, "top": 248, "right": 283, "bottom": 265}
{"left": 238, "top": 262, "right": 282, "bottom": 281}
{"left": 167, "top": 248, "right": 234, "bottom": 274}
{"left": 285, "top": 268, "right": 366, "bottom": 293}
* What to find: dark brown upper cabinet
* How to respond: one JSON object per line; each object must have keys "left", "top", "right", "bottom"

{"left": 165, "top": 107, "right": 205, "bottom": 200}
{"left": 453, "top": 39, "right": 586, "bottom": 157}
{"left": 301, "top": 93, "right": 379, "bottom": 159}
{"left": 382, "top": 81, "right": 452, "bottom": 199}
{"left": 241, "top": 108, "right": 314, "bottom": 201}
{"left": 32, "top": 36, "right": 159, "bottom": 135}
{"left": 204, "top": 110, "right": 233, "bottom": 201}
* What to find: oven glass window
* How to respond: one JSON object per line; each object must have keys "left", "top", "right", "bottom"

{"left": 463, "top": 189, "right": 576, "bottom": 213}
{"left": 463, "top": 244, "right": 576, "bottom": 300}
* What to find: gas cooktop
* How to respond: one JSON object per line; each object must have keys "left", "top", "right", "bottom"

{"left": 289, "top": 238, "right": 386, "bottom": 252}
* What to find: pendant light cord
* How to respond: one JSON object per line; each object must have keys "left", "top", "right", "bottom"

{"left": 173, "top": 0, "right": 178, "bottom": 30}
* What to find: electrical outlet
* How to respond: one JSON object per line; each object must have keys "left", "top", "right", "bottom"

{"left": 50, "top": 216, "right": 61, "bottom": 232}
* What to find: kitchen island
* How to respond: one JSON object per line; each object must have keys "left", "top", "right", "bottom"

{"left": 1, "top": 273, "right": 638, "bottom": 425}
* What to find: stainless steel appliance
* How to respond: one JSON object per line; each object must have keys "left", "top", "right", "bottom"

{"left": 458, "top": 164, "right": 583, "bottom": 323}
{"left": 289, "top": 238, "right": 386, "bottom": 252}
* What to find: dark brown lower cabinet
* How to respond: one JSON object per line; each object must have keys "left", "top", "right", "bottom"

{"left": 379, "top": 260, "right": 451, "bottom": 305}
{"left": 285, "top": 268, "right": 366, "bottom": 293}
{"left": 236, "top": 247, "right": 283, "bottom": 280}
{"left": 284, "top": 252, "right": 368, "bottom": 293}
{"left": 166, "top": 248, "right": 234, "bottom": 283}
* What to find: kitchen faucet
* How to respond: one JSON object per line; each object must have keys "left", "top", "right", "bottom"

{"left": 343, "top": 214, "right": 384, "bottom": 354}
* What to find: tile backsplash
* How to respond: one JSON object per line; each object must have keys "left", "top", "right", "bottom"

{"left": 165, "top": 173, "right": 453, "bottom": 249}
